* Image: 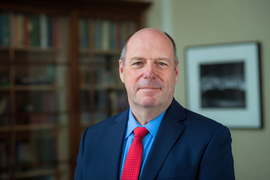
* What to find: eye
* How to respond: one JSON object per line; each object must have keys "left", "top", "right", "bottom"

{"left": 158, "top": 62, "right": 167, "bottom": 66}
{"left": 133, "top": 61, "right": 143, "bottom": 66}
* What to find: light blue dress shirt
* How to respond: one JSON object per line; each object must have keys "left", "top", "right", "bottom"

{"left": 120, "top": 108, "right": 166, "bottom": 179}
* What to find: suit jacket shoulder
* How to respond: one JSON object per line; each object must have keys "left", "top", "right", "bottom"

{"left": 75, "top": 109, "right": 129, "bottom": 180}
{"left": 141, "top": 99, "right": 235, "bottom": 180}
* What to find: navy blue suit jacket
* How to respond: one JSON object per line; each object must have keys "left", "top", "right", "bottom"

{"left": 75, "top": 99, "right": 235, "bottom": 180}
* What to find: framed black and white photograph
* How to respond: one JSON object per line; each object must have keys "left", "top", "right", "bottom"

{"left": 185, "top": 42, "right": 262, "bottom": 128}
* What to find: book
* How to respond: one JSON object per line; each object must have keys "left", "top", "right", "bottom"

{"left": 23, "top": 15, "right": 29, "bottom": 47}
{"left": 117, "top": 91, "right": 127, "bottom": 110}
{"left": 55, "top": 17, "right": 61, "bottom": 48}
{"left": 94, "top": 19, "right": 102, "bottom": 49}
{"left": 80, "top": 66, "right": 90, "bottom": 84}
{"left": 47, "top": 15, "right": 52, "bottom": 47}
{"left": 109, "top": 21, "right": 117, "bottom": 50}
{"left": 95, "top": 90, "right": 108, "bottom": 110}
{"left": 57, "top": 17, "right": 68, "bottom": 62}
{"left": 79, "top": 18, "right": 88, "bottom": 48}
{"left": 35, "top": 137, "right": 56, "bottom": 163}
{"left": 0, "top": 13, "right": 10, "bottom": 46}
{"left": 44, "top": 93, "right": 55, "bottom": 123}
{"left": 95, "top": 113, "right": 107, "bottom": 123}
{"left": 120, "top": 21, "right": 127, "bottom": 49}
{"left": 12, "top": 13, "right": 17, "bottom": 47}
{"left": 16, "top": 14, "right": 24, "bottom": 47}
{"left": 116, "top": 21, "right": 121, "bottom": 50}
{"left": 29, "top": 15, "right": 40, "bottom": 46}
{"left": 40, "top": 14, "right": 48, "bottom": 48}
{"left": 101, "top": 20, "right": 110, "bottom": 50}
{"left": 8, "top": 13, "right": 13, "bottom": 46}
{"left": 109, "top": 91, "right": 118, "bottom": 115}
{"left": 51, "top": 17, "right": 58, "bottom": 48}
{"left": 109, "top": 90, "right": 127, "bottom": 116}
{"left": 16, "top": 141, "right": 33, "bottom": 165}
{"left": 81, "top": 112, "right": 91, "bottom": 126}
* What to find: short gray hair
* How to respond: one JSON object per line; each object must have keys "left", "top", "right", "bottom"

{"left": 120, "top": 31, "right": 179, "bottom": 69}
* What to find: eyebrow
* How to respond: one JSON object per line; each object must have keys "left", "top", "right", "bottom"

{"left": 130, "top": 57, "right": 170, "bottom": 61}
{"left": 155, "top": 57, "right": 170, "bottom": 62}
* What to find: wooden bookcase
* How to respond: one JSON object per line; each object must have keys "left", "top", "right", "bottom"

{"left": 0, "top": 0, "right": 150, "bottom": 179}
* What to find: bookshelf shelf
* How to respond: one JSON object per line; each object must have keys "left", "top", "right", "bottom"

{"left": 12, "top": 47, "right": 59, "bottom": 52}
{"left": 0, "top": 86, "right": 10, "bottom": 90}
{"left": 0, "top": 124, "right": 56, "bottom": 132}
{"left": 15, "top": 124, "right": 56, "bottom": 131}
{"left": 0, "top": 126, "right": 11, "bottom": 132}
{"left": 0, "top": 46, "right": 9, "bottom": 50}
{"left": 14, "top": 85, "right": 54, "bottom": 91}
{"left": 16, "top": 169, "right": 55, "bottom": 179}
{"left": 80, "top": 84, "right": 125, "bottom": 90}
{"left": 0, "top": 0, "right": 150, "bottom": 179}
{"left": 92, "top": 50, "right": 122, "bottom": 55}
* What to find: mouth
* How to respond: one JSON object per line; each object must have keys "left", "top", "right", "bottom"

{"left": 135, "top": 80, "right": 164, "bottom": 92}
{"left": 140, "top": 87, "right": 159, "bottom": 89}
{"left": 139, "top": 87, "right": 161, "bottom": 90}
{"left": 138, "top": 87, "right": 161, "bottom": 95}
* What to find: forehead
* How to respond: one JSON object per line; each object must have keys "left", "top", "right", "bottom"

{"left": 126, "top": 30, "right": 174, "bottom": 59}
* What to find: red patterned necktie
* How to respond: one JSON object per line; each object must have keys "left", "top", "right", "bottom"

{"left": 121, "top": 127, "right": 149, "bottom": 180}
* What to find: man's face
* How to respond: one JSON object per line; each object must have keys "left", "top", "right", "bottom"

{"left": 119, "top": 29, "right": 179, "bottom": 110}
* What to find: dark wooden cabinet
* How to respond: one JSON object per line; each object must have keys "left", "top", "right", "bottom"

{"left": 0, "top": 1, "right": 150, "bottom": 179}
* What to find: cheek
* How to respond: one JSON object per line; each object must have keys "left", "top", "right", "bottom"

{"left": 124, "top": 73, "right": 136, "bottom": 89}
{"left": 165, "top": 73, "right": 177, "bottom": 87}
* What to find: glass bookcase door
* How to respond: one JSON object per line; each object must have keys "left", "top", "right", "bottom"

{"left": 0, "top": 12, "right": 70, "bottom": 180}
{"left": 78, "top": 17, "right": 135, "bottom": 132}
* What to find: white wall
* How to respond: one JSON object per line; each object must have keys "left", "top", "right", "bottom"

{"left": 142, "top": 0, "right": 270, "bottom": 179}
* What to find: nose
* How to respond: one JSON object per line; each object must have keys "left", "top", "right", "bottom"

{"left": 143, "top": 63, "right": 156, "bottom": 79}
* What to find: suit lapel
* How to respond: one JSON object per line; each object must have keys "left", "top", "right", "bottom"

{"left": 140, "top": 100, "right": 187, "bottom": 180}
{"left": 106, "top": 110, "right": 128, "bottom": 180}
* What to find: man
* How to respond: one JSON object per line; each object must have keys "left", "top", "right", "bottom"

{"left": 75, "top": 28, "right": 235, "bottom": 180}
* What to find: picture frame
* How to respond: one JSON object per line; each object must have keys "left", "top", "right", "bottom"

{"left": 185, "top": 42, "right": 262, "bottom": 129}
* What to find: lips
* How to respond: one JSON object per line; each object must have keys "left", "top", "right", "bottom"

{"left": 139, "top": 87, "right": 160, "bottom": 89}
{"left": 135, "top": 80, "right": 163, "bottom": 91}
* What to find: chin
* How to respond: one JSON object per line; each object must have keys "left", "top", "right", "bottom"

{"left": 139, "top": 97, "right": 159, "bottom": 107}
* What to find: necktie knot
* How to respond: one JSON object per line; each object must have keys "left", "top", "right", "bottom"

{"left": 134, "top": 127, "right": 149, "bottom": 139}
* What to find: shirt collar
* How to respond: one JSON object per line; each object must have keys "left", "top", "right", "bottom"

{"left": 125, "top": 108, "right": 166, "bottom": 139}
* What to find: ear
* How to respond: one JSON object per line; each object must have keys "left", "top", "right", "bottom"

{"left": 119, "top": 59, "right": 124, "bottom": 83}
{"left": 175, "top": 61, "right": 179, "bottom": 84}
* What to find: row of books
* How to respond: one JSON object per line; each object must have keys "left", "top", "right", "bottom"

{"left": 81, "top": 90, "right": 127, "bottom": 118}
{"left": 79, "top": 18, "right": 137, "bottom": 50}
{"left": 109, "top": 91, "right": 128, "bottom": 115}
{"left": 0, "top": 13, "right": 10, "bottom": 46}
{"left": 80, "top": 67, "right": 120, "bottom": 85}
{"left": 18, "top": 92, "right": 54, "bottom": 112}
{"left": 0, "top": 12, "right": 67, "bottom": 48}
{"left": 16, "top": 92, "right": 55, "bottom": 124}
{"left": 81, "top": 113, "right": 108, "bottom": 126}
{"left": 15, "top": 66, "right": 54, "bottom": 85}
{"left": 80, "top": 54, "right": 121, "bottom": 85}
{"left": 16, "top": 137, "right": 56, "bottom": 165}
{"left": 81, "top": 91, "right": 128, "bottom": 126}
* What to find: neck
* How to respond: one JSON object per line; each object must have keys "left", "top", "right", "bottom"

{"left": 130, "top": 101, "right": 172, "bottom": 125}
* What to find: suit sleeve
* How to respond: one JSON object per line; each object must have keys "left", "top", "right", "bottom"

{"left": 198, "top": 125, "right": 235, "bottom": 180}
{"left": 74, "top": 128, "right": 88, "bottom": 180}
